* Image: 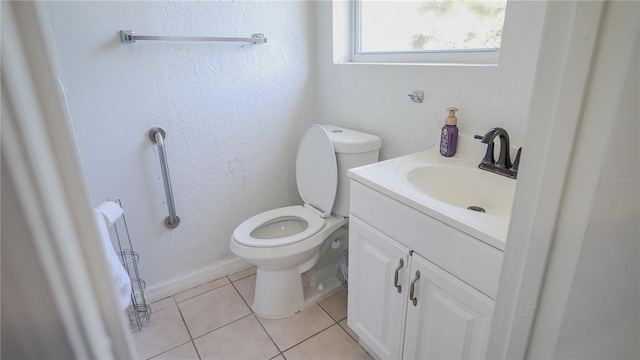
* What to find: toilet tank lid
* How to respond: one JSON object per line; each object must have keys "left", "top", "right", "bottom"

{"left": 321, "top": 125, "right": 382, "bottom": 154}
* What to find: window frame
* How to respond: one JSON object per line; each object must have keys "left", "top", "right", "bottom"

{"left": 351, "top": 0, "right": 502, "bottom": 65}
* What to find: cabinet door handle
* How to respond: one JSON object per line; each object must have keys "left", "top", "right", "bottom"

{"left": 409, "top": 270, "right": 421, "bottom": 306}
{"left": 393, "top": 258, "right": 404, "bottom": 293}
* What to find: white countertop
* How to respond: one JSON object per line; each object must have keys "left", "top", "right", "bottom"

{"left": 348, "top": 135, "right": 516, "bottom": 251}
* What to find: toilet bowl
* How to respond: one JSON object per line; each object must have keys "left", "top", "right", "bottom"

{"left": 230, "top": 124, "right": 381, "bottom": 318}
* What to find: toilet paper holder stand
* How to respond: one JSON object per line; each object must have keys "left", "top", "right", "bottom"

{"left": 110, "top": 199, "right": 151, "bottom": 331}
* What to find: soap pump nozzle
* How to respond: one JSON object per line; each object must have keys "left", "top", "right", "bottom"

{"left": 446, "top": 107, "right": 458, "bottom": 126}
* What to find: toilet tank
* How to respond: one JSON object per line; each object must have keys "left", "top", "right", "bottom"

{"left": 323, "top": 125, "right": 381, "bottom": 217}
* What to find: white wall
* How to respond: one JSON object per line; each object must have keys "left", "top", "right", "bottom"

{"left": 512, "top": 1, "right": 639, "bottom": 357}
{"left": 41, "top": 0, "right": 547, "bottom": 294}
{"left": 315, "top": 1, "right": 547, "bottom": 160}
{"left": 552, "top": 25, "right": 639, "bottom": 359}
{"left": 553, "top": 59, "right": 639, "bottom": 358}
{"left": 41, "top": 1, "right": 317, "bottom": 290}
{"left": 1, "top": 158, "right": 76, "bottom": 359}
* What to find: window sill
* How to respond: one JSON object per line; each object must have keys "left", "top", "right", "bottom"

{"left": 335, "top": 61, "right": 498, "bottom": 67}
{"left": 349, "top": 49, "right": 500, "bottom": 66}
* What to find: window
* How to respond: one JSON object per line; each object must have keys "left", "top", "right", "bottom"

{"left": 353, "top": 0, "right": 507, "bottom": 64}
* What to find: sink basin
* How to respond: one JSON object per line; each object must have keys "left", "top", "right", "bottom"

{"left": 402, "top": 163, "right": 516, "bottom": 216}
{"left": 348, "top": 142, "right": 518, "bottom": 248}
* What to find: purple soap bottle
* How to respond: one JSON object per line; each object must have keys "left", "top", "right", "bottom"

{"left": 439, "top": 107, "right": 459, "bottom": 157}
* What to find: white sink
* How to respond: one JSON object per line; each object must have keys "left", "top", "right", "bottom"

{"left": 349, "top": 140, "right": 518, "bottom": 249}
{"left": 403, "top": 163, "right": 515, "bottom": 216}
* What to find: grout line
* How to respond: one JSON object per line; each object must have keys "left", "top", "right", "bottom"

{"left": 173, "top": 278, "right": 231, "bottom": 304}
{"left": 229, "top": 277, "right": 254, "bottom": 310}
{"left": 142, "top": 298, "right": 192, "bottom": 360}
{"left": 190, "top": 313, "right": 254, "bottom": 342}
{"left": 227, "top": 267, "right": 257, "bottom": 283}
{"left": 151, "top": 295, "right": 175, "bottom": 302}
{"left": 265, "top": 315, "right": 336, "bottom": 353}
{"left": 177, "top": 274, "right": 256, "bottom": 344}
{"left": 334, "top": 322, "right": 373, "bottom": 359}
{"left": 317, "top": 288, "right": 349, "bottom": 323}
{"left": 317, "top": 299, "right": 343, "bottom": 324}
{"left": 283, "top": 323, "right": 340, "bottom": 351}
{"left": 191, "top": 340, "right": 202, "bottom": 360}
{"left": 144, "top": 339, "right": 193, "bottom": 360}
{"left": 317, "top": 302, "right": 336, "bottom": 322}
{"left": 229, "top": 280, "right": 285, "bottom": 358}
{"left": 174, "top": 297, "right": 196, "bottom": 341}
{"left": 337, "top": 320, "right": 358, "bottom": 343}
{"left": 252, "top": 313, "right": 286, "bottom": 359}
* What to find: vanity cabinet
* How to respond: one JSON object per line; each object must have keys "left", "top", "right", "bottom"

{"left": 348, "top": 181, "right": 501, "bottom": 360}
{"left": 348, "top": 216, "right": 409, "bottom": 359}
{"left": 402, "top": 245, "right": 494, "bottom": 360}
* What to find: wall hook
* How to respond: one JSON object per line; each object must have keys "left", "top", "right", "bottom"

{"left": 408, "top": 90, "right": 424, "bottom": 103}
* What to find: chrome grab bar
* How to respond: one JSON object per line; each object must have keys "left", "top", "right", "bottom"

{"left": 148, "top": 127, "right": 180, "bottom": 229}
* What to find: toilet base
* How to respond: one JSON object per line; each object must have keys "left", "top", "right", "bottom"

{"left": 252, "top": 267, "right": 305, "bottom": 318}
{"left": 251, "top": 226, "right": 348, "bottom": 319}
{"left": 253, "top": 272, "right": 343, "bottom": 319}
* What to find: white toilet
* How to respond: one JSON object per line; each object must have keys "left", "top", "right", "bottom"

{"left": 230, "top": 124, "right": 381, "bottom": 318}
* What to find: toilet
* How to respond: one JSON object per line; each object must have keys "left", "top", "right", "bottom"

{"left": 230, "top": 124, "right": 381, "bottom": 318}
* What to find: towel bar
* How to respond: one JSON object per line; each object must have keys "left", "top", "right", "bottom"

{"left": 120, "top": 30, "right": 267, "bottom": 44}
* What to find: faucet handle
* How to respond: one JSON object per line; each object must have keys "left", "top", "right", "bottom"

{"left": 512, "top": 147, "right": 522, "bottom": 172}
{"left": 474, "top": 135, "right": 483, "bottom": 140}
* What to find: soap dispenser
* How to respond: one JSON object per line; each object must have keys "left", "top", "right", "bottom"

{"left": 440, "top": 107, "right": 459, "bottom": 157}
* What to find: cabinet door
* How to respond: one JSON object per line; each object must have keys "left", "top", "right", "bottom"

{"left": 402, "top": 254, "right": 495, "bottom": 360}
{"left": 348, "top": 216, "right": 409, "bottom": 360}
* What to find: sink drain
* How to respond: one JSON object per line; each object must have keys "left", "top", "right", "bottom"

{"left": 467, "top": 205, "right": 486, "bottom": 213}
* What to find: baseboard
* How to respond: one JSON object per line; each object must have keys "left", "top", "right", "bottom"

{"left": 144, "top": 256, "right": 251, "bottom": 303}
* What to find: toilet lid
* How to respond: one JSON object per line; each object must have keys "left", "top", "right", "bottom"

{"left": 296, "top": 125, "right": 338, "bottom": 216}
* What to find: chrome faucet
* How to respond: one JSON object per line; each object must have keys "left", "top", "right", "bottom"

{"left": 475, "top": 127, "right": 521, "bottom": 179}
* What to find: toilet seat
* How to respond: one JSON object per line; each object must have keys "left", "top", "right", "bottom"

{"left": 233, "top": 205, "right": 326, "bottom": 247}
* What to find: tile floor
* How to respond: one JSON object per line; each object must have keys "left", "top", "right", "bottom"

{"left": 132, "top": 266, "right": 371, "bottom": 360}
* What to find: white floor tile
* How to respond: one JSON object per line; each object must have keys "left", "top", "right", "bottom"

{"left": 257, "top": 304, "right": 335, "bottom": 351}
{"left": 194, "top": 315, "right": 279, "bottom": 360}
{"left": 179, "top": 283, "right": 251, "bottom": 338}
{"left": 339, "top": 319, "right": 358, "bottom": 342}
{"left": 283, "top": 324, "right": 371, "bottom": 360}
{"left": 149, "top": 342, "right": 199, "bottom": 360}
{"left": 149, "top": 296, "right": 176, "bottom": 312}
{"left": 175, "top": 277, "right": 230, "bottom": 303}
{"left": 131, "top": 305, "right": 190, "bottom": 359}
{"left": 318, "top": 288, "right": 348, "bottom": 321}
{"left": 233, "top": 273, "right": 256, "bottom": 307}
{"left": 228, "top": 266, "right": 257, "bottom": 282}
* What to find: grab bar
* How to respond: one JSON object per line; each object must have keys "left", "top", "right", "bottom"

{"left": 120, "top": 31, "right": 267, "bottom": 44}
{"left": 148, "top": 127, "right": 180, "bottom": 229}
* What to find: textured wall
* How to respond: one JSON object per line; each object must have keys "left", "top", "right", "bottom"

{"left": 42, "top": 1, "right": 317, "bottom": 287}
{"left": 316, "top": 1, "right": 547, "bottom": 160}
{"left": 41, "top": 0, "right": 546, "bottom": 290}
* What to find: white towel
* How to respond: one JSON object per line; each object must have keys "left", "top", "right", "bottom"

{"left": 93, "top": 208, "right": 131, "bottom": 309}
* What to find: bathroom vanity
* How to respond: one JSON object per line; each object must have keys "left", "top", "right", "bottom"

{"left": 346, "top": 135, "right": 515, "bottom": 360}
